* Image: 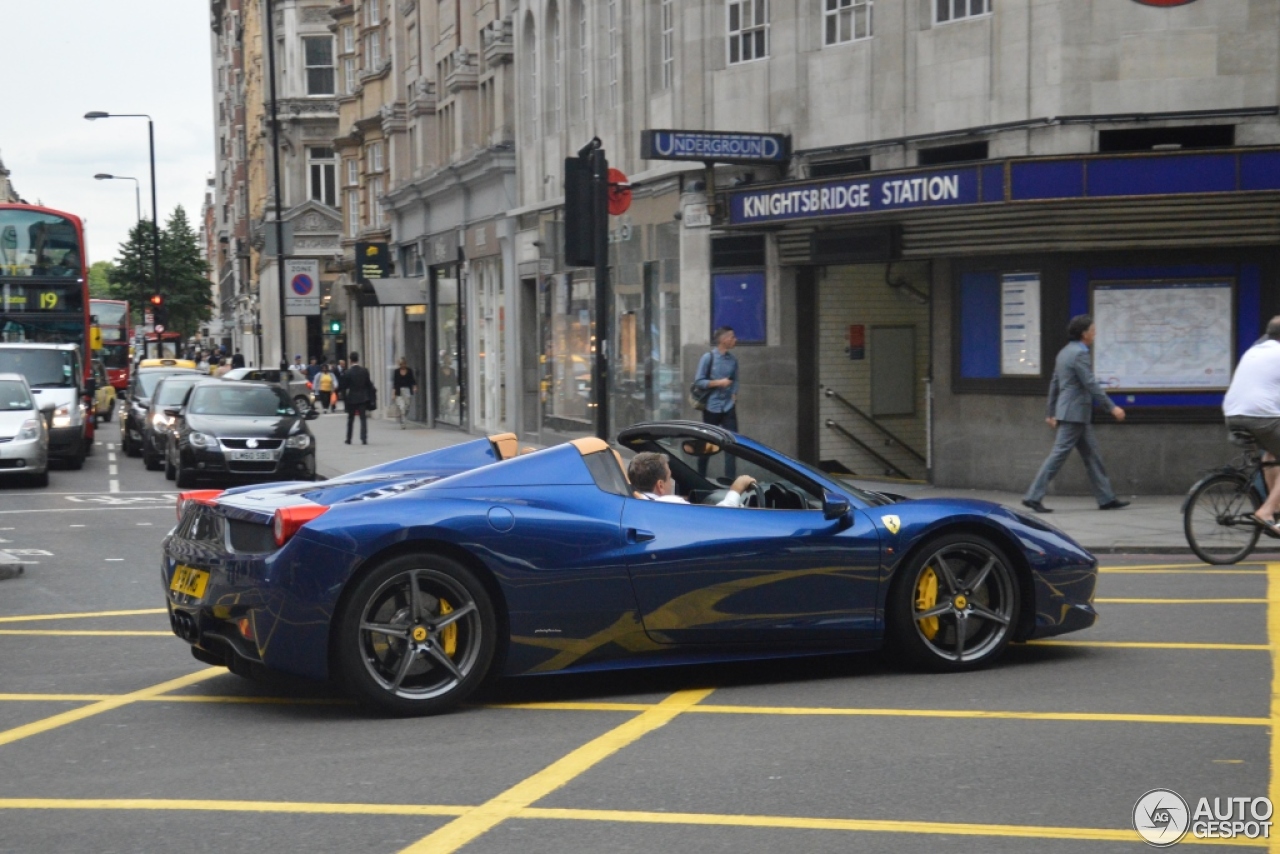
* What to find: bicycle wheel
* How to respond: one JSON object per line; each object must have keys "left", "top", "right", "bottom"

{"left": 1184, "top": 473, "right": 1262, "bottom": 565}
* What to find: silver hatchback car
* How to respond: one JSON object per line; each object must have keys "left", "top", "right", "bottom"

{"left": 0, "top": 372, "right": 51, "bottom": 487}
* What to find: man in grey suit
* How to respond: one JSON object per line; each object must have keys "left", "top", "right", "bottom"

{"left": 1023, "top": 314, "right": 1129, "bottom": 513}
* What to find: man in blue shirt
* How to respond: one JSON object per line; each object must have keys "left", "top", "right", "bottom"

{"left": 693, "top": 326, "right": 740, "bottom": 477}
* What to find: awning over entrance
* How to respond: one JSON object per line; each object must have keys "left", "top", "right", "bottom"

{"left": 369, "top": 277, "right": 428, "bottom": 305}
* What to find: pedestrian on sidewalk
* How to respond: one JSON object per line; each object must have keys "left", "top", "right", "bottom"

{"left": 316, "top": 364, "right": 337, "bottom": 413}
{"left": 392, "top": 357, "right": 417, "bottom": 428}
{"left": 1023, "top": 314, "right": 1129, "bottom": 514}
{"left": 341, "top": 353, "right": 374, "bottom": 445}
{"left": 692, "top": 326, "right": 741, "bottom": 479}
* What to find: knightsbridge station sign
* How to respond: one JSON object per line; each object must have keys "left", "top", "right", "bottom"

{"left": 729, "top": 166, "right": 979, "bottom": 225}
{"left": 640, "top": 129, "right": 791, "bottom": 164}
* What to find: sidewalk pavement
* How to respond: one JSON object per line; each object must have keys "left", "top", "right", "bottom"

{"left": 306, "top": 410, "right": 1217, "bottom": 554}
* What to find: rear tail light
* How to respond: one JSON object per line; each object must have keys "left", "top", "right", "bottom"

{"left": 177, "top": 489, "right": 224, "bottom": 520}
{"left": 272, "top": 504, "right": 329, "bottom": 547}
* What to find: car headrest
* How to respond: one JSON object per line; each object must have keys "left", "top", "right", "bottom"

{"left": 488, "top": 432, "right": 519, "bottom": 460}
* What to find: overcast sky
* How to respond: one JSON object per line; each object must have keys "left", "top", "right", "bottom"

{"left": 0, "top": 0, "right": 214, "bottom": 267}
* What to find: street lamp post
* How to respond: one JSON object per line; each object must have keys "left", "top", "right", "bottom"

{"left": 93, "top": 173, "right": 141, "bottom": 223}
{"left": 84, "top": 112, "right": 160, "bottom": 299}
{"left": 264, "top": 0, "right": 289, "bottom": 368}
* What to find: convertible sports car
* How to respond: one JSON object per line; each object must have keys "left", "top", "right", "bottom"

{"left": 161, "top": 421, "right": 1097, "bottom": 716}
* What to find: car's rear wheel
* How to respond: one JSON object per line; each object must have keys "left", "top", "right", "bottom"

{"left": 335, "top": 553, "right": 496, "bottom": 716}
{"left": 101, "top": 405, "right": 113, "bottom": 423}
{"left": 887, "top": 533, "right": 1019, "bottom": 671}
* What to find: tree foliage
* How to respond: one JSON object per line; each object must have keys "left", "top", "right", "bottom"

{"left": 87, "top": 260, "right": 114, "bottom": 300}
{"left": 105, "top": 207, "right": 213, "bottom": 338}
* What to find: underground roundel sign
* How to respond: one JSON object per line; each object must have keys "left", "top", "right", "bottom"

{"left": 1131, "top": 0, "right": 1198, "bottom": 5}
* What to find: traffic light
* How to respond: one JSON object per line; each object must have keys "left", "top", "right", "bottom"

{"left": 148, "top": 294, "right": 168, "bottom": 328}
{"left": 328, "top": 319, "right": 342, "bottom": 334}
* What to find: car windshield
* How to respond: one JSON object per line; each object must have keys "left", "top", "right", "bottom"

{"left": 0, "top": 210, "right": 81, "bottom": 277}
{"left": 154, "top": 378, "right": 202, "bottom": 406}
{"left": 188, "top": 385, "right": 294, "bottom": 417}
{"left": 0, "top": 349, "right": 75, "bottom": 387}
{"left": 0, "top": 380, "right": 34, "bottom": 410}
{"left": 138, "top": 371, "right": 194, "bottom": 398}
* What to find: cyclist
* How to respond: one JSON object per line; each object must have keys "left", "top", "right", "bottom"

{"left": 392, "top": 357, "right": 417, "bottom": 428}
{"left": 1223, "top": 316, "right": 1280, "bottom": 533}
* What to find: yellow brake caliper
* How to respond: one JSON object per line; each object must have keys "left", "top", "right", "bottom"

{"left": 915, "top": 567, "right": 940, "bottom": 640}
{"left": 439, "top": 598, "right": 457, "bottom": 657}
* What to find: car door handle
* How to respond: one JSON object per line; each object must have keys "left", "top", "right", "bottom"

{"left": 626, "top": 528, "right": 656, "bottom": 544}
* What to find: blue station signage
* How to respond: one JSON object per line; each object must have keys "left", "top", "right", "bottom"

{"left": 729, "top": 166, "right": 980, "bottom": 225}
{"left": 640, "top": 129, "right": 791, "bottom": 165}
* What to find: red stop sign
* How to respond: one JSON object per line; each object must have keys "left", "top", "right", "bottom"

{"left": 607, "top": 168, "right": 632, "bottom": 216}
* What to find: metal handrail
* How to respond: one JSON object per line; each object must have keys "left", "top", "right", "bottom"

{"left": 823, "top": 388, "right": 926, "bottom": 464}
{"left": 825, "top": 419, "right": 911, "bottom": 480}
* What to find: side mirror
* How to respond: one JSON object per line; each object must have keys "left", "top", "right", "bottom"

{"left": 38, "top": 398, "right": 57, "bottom": 414}
{"left": 163, "top": 407, "right": 182, "bottom": 419}
{"left": 304, "top": 408, "right": 319, "bottom": 421}
{"left": 822, "top": 490, "right": 851, "bottom": 521}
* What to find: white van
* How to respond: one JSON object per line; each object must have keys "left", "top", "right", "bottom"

{"left": 0, "top": 343, "right": 88, "bottom": 469}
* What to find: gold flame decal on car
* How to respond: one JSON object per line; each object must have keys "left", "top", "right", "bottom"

{"left": 882, "top": 514, "right": 901, "bottom": 535}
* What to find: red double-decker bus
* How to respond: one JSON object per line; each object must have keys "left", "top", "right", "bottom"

{"left": 90, "top": 298, "right": 131, "bottom": 390}
{"left": 0, "top": 202, "right": 95, "bottom": 445}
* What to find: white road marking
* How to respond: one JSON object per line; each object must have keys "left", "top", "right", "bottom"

{"left": 104, "top": 558, "right": 124, "bottom": 562}
{"left": 108, "top": 452, "right": 117, "bottom": 462}
{"left": 6, "top": 550, "right": 52, "bottom": 556}
{"left": 69, "top": 525, "right": 85, "bottom": 528}
{"left": 108, "top": 465, "right": 118, "bottom": 476}
{"left": 136, "top": 523, "right": 152, "bottom": 527}
{"left": 109, "top": 480, "right": 120, "bottom": 493}
{"left": 106, "top": 443, "right": 114, "bottom": 451}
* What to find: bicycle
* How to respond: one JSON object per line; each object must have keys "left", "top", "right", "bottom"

{"left": 1183, "top": 428, "right": 1280, "bottom": 564}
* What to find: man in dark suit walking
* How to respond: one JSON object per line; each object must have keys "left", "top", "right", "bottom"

{"left": 1023, "top": 314, "right": 1129, "bottom": 513}
{"left": 341, "top": 352, "right": 374, "bottom": 445}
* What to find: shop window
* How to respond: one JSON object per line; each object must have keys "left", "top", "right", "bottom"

{"left": 542, "top": 272, "right": 595, "bottom": 428}
{"left": 917, "top": 141, "right": 988, "bottom": 166}
{"left": 1098, "top": 125, "right": 1235, "bottom": 153}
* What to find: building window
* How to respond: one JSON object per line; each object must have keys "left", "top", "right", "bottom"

{"left": 935, "top": 0, "right": 990, "bottom": 24}
{"left": 303, "top": 36, "right": 335, "bottom": 95}
{"left": 575, "top": 0, "right": 588, "bottom": 121}
{"left": 607, "top": 0, "right": 620, "bottom": 109}
{"left": 343, "top": 56, "right": 357, "bottom": 94}
{"left": 342, "top": 24, "right": 354, "bottom": 54}
{"left": 307, "top": 147, "right": 336, "bottom": 207}
{"left": 727, "top": 0, "right": 768, "bottom": 65}
{"left": 368, "top": 141, "right": 384, "bottom": 174}
{"left": 365, "top": 30, "right": 382, "bottom": 71}
{"left": 548, "top": 2, "right": 562, "bottom": 134}
{"left": 346, "top": 157, "right": 359, "bottom": 187}
{"left": 366, "top": 0, "right": 380, "bottom": 27}
{"left": 346, "top": 188, "right": 360, "bottom": 236}
{"left": 660, "top": 0, "right": 675, "bottom": 89}
{"left": 370, "top": 176, "right": 386, "bottom": 225}
{"left": 824, "top": 0, "right": 871, "bottom": 45}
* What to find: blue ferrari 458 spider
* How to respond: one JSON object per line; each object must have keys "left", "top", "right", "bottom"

{"left": 162, "top": 421, "right": 1098, "bottom": 715}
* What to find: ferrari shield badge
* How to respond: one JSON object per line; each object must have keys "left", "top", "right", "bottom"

{"left": 882, "top": 515, "right": 901, "bottom": 535}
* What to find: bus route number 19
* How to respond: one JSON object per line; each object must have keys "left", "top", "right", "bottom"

{"left": 39, "top": 292, "right": 59, "bottom": 309}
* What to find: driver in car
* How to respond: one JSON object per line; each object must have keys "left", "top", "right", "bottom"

{"left": 628, "top": 451, "right": 756, "bottom": 507}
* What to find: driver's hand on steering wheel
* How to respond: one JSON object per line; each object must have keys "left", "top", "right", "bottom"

{"left": 729, "top": 475, "right": 757, "bottom": 494}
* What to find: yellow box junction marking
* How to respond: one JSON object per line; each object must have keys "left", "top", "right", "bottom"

{"left": 0, "top": 668, "right": 223, "bottom": 748}
{"left": 0, "top": 630, "right": 170, "bottom": 637}
{"left": 397, "top": 688, "right": 716, "bottom": 854}
{"left": 0, "top": 609, "right": 167, "bottom": 623}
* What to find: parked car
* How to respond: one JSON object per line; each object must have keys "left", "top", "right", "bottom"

{"left": 221, "top": 368, "right": 316, "bottom": 415}
{"left": 122, "top": 359, "right": 203, "bottom": 458}
{"left": 0, "top": 372, "right": 51, "bottom": 487}
{"left": 161, "top": 421, "right": 1099, "bottom": 717}
{"left": 0, "top": 343, "right": 89, "bottom": 469}
{"left": 140, "top": 374, "right": 209, "bottom": 471}
{"left": 92, "top": 359, "right": 116, "bottom": 423}
{"left": 164, "top": 379, "right": 318, "bottom": 487}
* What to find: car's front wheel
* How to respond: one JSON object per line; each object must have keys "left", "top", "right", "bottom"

{"left": 164, "top": 444, "right": 176, "bottom": 481}
{"left": 887, "top": 533, "right": 1019, "bottom": 671}
{"left": 335, "top": 553, "right": 496, "bottom": 716}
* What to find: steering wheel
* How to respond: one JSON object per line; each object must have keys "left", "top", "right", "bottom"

{"left": 739, "top": 480, "right": 765, "bottom": 508}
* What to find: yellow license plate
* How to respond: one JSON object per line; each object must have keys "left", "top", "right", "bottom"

{"left": 170, "top": 565, "right": 210, "bottom": 599}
